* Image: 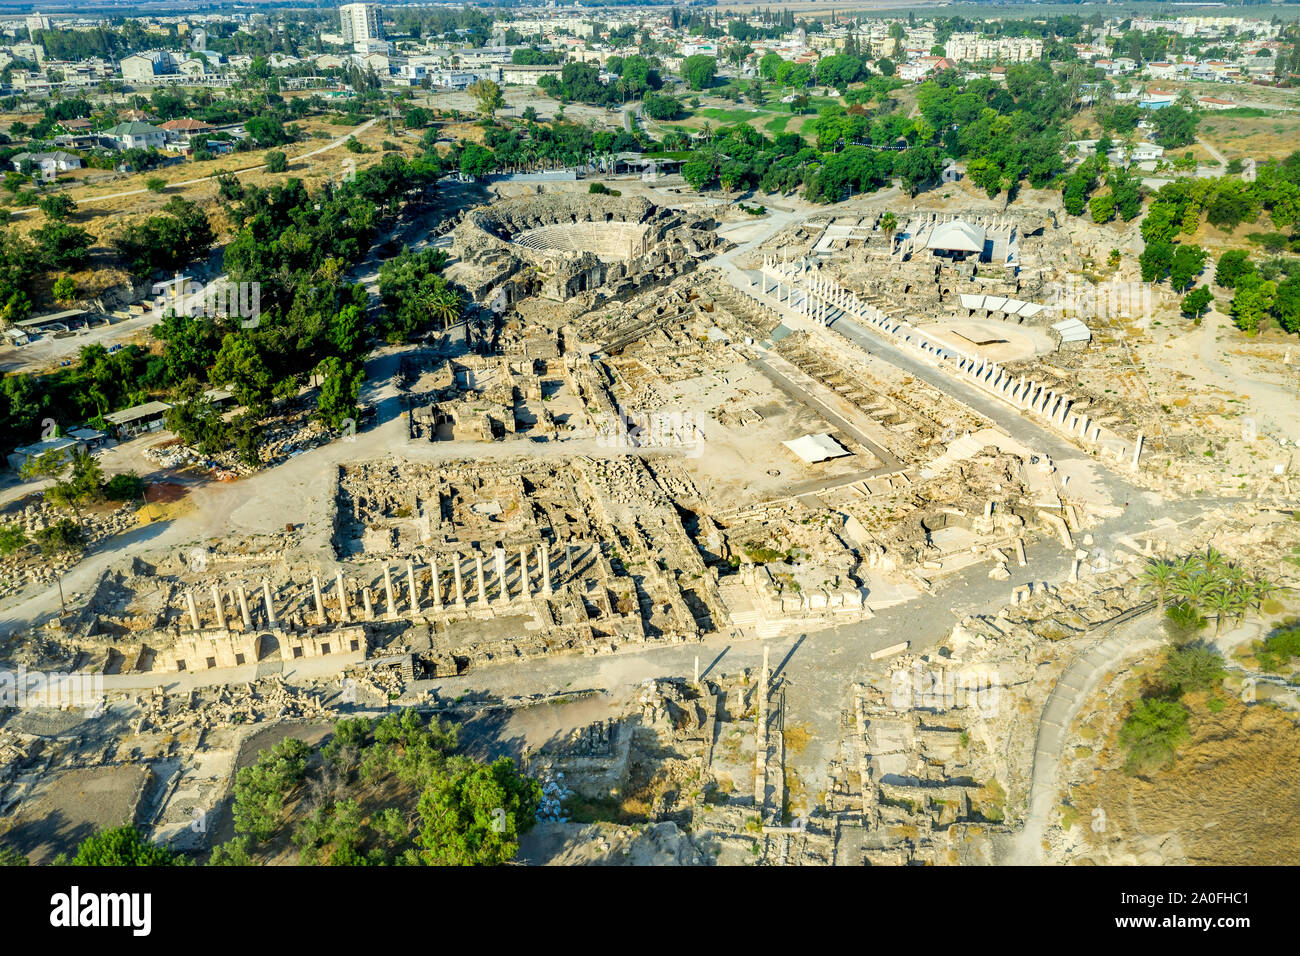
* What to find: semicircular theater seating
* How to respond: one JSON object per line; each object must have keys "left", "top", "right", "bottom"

{"left": 511, "top": 221, "right": 650, "bottom": 262}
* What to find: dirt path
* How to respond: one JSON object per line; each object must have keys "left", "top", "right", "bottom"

{"left": 1003, "top": 611, "right": 1161, "bottom": 865}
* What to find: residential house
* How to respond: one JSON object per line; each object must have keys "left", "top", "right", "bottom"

{"left": 1197, "top": 95, "right": 1236, "bottom": 110}
{"left": 104, "top": 120, "right": 167, "bottom": 150}
{"left": 1138, "top": 89, "right": 1177, "bottom": 109}
{"left": 10, "top": 150, "right": 83, "bottom": 179}
{"left": 159, "top": 117, "right": 216, "bottom": 150}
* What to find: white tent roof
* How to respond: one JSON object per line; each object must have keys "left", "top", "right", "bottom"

{"left": 1052, "top": 317, "right": 1092, "bottom": 343}
{"left": 959, "top": 293, "right": 1046, "bottom": 319}
{"left": 926, "top": 219, "right": 985, "bottom": 254}
{"left": 782, "top": 433, "right": 851, "bottom": 464}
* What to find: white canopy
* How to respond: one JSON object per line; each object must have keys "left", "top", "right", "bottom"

{"left": 783, "top": 433, "right": 851, "bottom": 464}
{"left": 926, "top": 220, "right": 985, "bottom": 254}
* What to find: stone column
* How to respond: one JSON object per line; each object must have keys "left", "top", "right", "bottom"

{"left": 185, "top": 590, "right": 200, "bottom": 631}
{"left": 494, "top": 547, "right": 509, "bottom": 605}
{"left": 1131, "top": 432, "right": 1144, "bottom": 472}
{"left": 237, "top": 584, "right": 253, "bottom": 630}
{"left": 430, "top": 556, "right": 442, "bottom": 608}
{"left": 262, "top": 579, "right": 276, "bottom": 628}
{"left": 336, "top": 571, "right": 349, "bottom": 623}
{"left": 475, "top": 554, "right": 487, "bottom": 604}
{"left": 363, "top": 587, "right": 374, "bottom": 622}
{"left": 407, "top": 560, "right": 420, "bottom": 618}
{"left": 383, "top": 565, "right": 397, "bottom": 620}
{"left": 452, "top": 555, "right": 466, "bottom": 606}
{"left": 312, "top": 575, "right": 326, "bottom": 626}
{"left": 519, "top": 546, "right": 530, "bottom": 597}
{"left": 212, "top": 585, "right": 226, "bottom": 630}
{"left": 539, "top": 544, "right": 552, "bottom": 596}
{"left": 1014, "top": 536, "right": 1027, "bottom": 567}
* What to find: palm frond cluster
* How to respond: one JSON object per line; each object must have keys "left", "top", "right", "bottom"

{"left": 1139, "top": 547, "right": 1279, "bottom": 635}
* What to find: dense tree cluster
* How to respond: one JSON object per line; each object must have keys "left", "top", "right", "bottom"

{"left": 209, "top": 709, "right": 540, "bottom": 866}
{"left": 538, "top": 62, "right": 620, "bottom": 107}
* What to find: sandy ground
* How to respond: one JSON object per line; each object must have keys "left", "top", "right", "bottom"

{"left": 1067, "top": 692, "right": 1300, "bottom": 865}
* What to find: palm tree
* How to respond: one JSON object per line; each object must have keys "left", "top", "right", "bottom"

{"left": 1201, "top": 545, "right": 1228, "bottom": 575}
{"left": 1139, "top": 558, "right": 1177, "bottom": 612}
{"left": 426, "top": 286, "right": 462, "bottom": 329}
{"left": 1249, "top": 576, "right": 1280, "bottom": 613}
{"left": 1207, "top": 588, "right": 1243, "bottom": 636}
{"left": 1171, "top": 572, "right": 1213, "bottom": 616}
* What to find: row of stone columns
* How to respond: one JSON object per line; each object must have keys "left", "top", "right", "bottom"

{"left": 756, "top": 262, "right": 1150, "bottom": 472}
{"left": 181, "top": 545, "right": 573, "bottom": 632}
{"left": 184, "top": 578, "right": 280, "bottom": 632}
{"left": 380, "top": 545, "right": 557, "bottom": 620}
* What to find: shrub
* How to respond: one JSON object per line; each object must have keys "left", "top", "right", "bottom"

{"left": 103, "top": 471, "right": 146, "bottom": 501}
{"left": 1163, "top": 602, "right": 1207, "bottom": 644}
{"left": 0, "top": 524, "right": 29, "bottom": 555}
{"left": 1119, "top": 697, "right": 1190, "bottom": 774}
{"left": 1158, "top": 643, "right": 1224, "bottom": 696}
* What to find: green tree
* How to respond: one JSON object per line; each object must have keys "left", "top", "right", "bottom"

{"left": 208, "top": 835, "right": 255, "bottom": 866}
{"left": 51, "top": 274, "right": 76, "bottom": 304}
{"left": 459, "top": 143, "right": 494, "bottom": 179}
{"left": 1214, "top": 249, "right": 1254, "bottom": 289}
{"left": 1168, "top": 243, "right": 1207, "bottom": 292}
{"left": 38, "top": 193, "right": 76, "bottom": 221}
{"left": 1274, "top": 275, "right": 1300, "bottom": 334}
{"left": 415, "top": 755, "right": 541, "bottom": 866}
{"left": 682, "top": 55, "right": 717, "bottom": 91}
{"left": 467, "top": 79, "right": 504, "bottom": 119}
{"left": 1180, "top": 286, "right": 1213, "bottom": 321}
{"left": 0, "top": 524, "right": 29, "bottom": 556}
{"left": 315, "top": 356, "right": 364, "bottom": 430}
{"left": 1139, "top": 239, "right": 1175, "bottom": 283}
{"left": 0, "top": 845, "right": 29, "bottom": 865}
{"left": 232, "top": 737, "right": 311, "bottom": 843}
{"left": 33, "top": 518, "right": 85, "bottom": 556}
{"left": 1119, "top": 698, "right": 1190, "bottom": 774}
{"left": 265, "top": 150, "right": 288, "bottom": 173}
{"left": 72, "top": 825, "right": 181, "bottom": 866}
{"left": 1089, "top": 192, "right": 1116, "bottom": 224}
{"left": 1230, "top": 273, "right": 1276, "bottom": 334}
{"left": 681, "top": 150, "right": 719, "bottom": 191}
{"left": 103, "top": 471, "right": 146, "bottom": 501}
{"left": 1158, "top": 644, "right": 1225, "bottom": 696}
{"left": 211, "top": 333, "right": 273, "bottom": 410}
{"left": 1139, "top": 558, "right": 1177, "bottom": 612}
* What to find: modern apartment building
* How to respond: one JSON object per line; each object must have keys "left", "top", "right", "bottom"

{"left": 339, "top": 3, "right": 384, "bottom": 44}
